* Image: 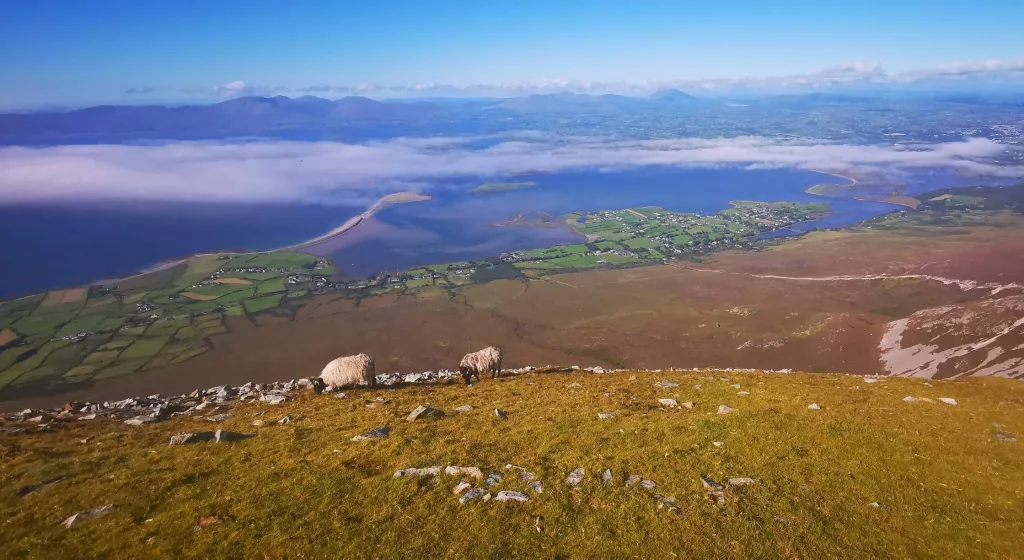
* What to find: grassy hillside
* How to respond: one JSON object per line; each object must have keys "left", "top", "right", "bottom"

{"left": 1, "top": 369, "right": 1022, "bottom": 558}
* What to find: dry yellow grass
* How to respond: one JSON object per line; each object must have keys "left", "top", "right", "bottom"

{"left": 213, "top": 278, "right": 252, "bottom": 285}
{"left": 179, "top": 292, "right": 216, "bottom": 301}
{"left": 1, "top": 370, "right": 1022, "bottom": 559}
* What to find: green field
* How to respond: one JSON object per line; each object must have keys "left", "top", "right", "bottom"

{"left": 469, "top": 181, "right": 537, "bottom": 193}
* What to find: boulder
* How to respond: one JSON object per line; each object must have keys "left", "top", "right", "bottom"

{"left": 529, "top": 481, "right": 544, "bottom": 494}
{"left": 394, "top": 466, "right": 441, "bottom": 478}
{"left": 124, "top": 416, "right": 157, "bottom": 426}
{"left": 640, "top": 479, "right": 657, "bottom": 490}
{"left": 727, "top": 477, "right": 756, "bottom": 486}
{"left": 452, "top": 482, "right": 472, "bottom": 495}
{"left": 938, "top": 398, "right": 958, "bottom": 406}
{"left": 602, "top": 469, "right": 613, "bottom": 484}
{"left": 625, "top": 474, "right": 642, "bottom": 487}
{"left": 260, "top": 393, "right": 289, "bottom": 405}
{"left": 597, "top": 412, "right": 616, "bottom": 420}
{"left": 168, "top": 432, "right": 215, "bottom": 446}
{"left": 277, "top": 415, "right": 292, "bottom": 425}
{"left": 717, "top": 405, "right": 736, "bottom": 415}
{"left": 352, "top": 425, "right": 391, "bottom": 441}
{"left": 483, "top": 472, "right": 503, "bottom": 487}
{"left": 214, "top": 430, "right": 254, "bottom": 444}
{"left": 807, "top": 403, "right": 821, "bottom": 410}
{"left": 494, "top": 408, "right": 507, "bottom": 419}
{"left": 566, "top": 468, "right": 584, "bottom": 487}
{"left": 459, "top": 488, "right": 490, "bottom": 504}
{"left": 658, "top": 399, "right": 678, "bottom": 407}
{"left": 494, "top": 491, "right": 529, "bottom": 502}
{"left": 61, "top": 504, "right": 114, "bottom": 529}
{"left": 406, "top": 406, "right": 445, "bottom": 422}
{"left": 454, "top": 405, "right": 473, "bottom": 412}
{"left": 445, "top": 466, "right": 484, "bottom": 479}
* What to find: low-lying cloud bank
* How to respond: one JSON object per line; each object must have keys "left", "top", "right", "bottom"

{"left": 0, "top": 136, "right": 1016, "bottom": 205}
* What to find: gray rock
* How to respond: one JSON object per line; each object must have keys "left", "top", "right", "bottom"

{"left": 333, "top": 392, "right": 349, "bottom": 399}
{"left": 995, "top": 432, "right": 1017, "bottom": 442}
{"left": 903, "top": 396, "right": 919, "bottom": 403}
{"left": 869, "top": 502, "right": 894, "bottom": 512}
{"left": 529, "top": 480, "right": 544, "bottom": 494}
{"left": 406, "top": 405, "right": 445, "bottom": 422}
{"left": 252, "top": 420, "right": 266, "bottom": 427}
{"left": 807, "top": 403, "right": 821, "bottom": 410}
{"left": 727, "top": 477, "right": 756, "bottom": 486}
{"left": 700, "top": 476, "right": 725, "bottom": 491}
{"left": 214, "top": 430, "right": 254, "bottom": 444}
{"left": 602, "top": 469, "right": 613, "bottom": 484}
{"left": 277, "top": 415, "right": 292, "bottom": 425}
{"left": 260, "top": 393, "right": 289, "bottom": 405}
{"left": 597, "top": 412, "right": 616, "bottom": 420}
{"left": 494, "top": 491, "right": 530, "bottom": 502}
{"left": 938, "top": 397, "right": 958, "bottom": 406}
{"left": 680, "top": 402, "right": 694, "bottom": 409}
{"left": 567, "top": 382, "right": 582, "bottom": 388}
{"left": 61, "top": 504, "right": 114, "bottom": 528}
{"left": 731, "top": 384, "right": 741, "bottom": 389}
{"left": 454, "top": 405, "right": 473, "bottom": 412}
{"left": 518, "top": 471, "right": 535, "bottom": 481}
{"left": 168, "top": 432, "right": 215, "bottom": 446}
{"left": 452, "top": 482, "right": 472, "bottom": 495}
{"left": 445, "top": 466, "right": 484, "bottom": 479}
{"left": 394, "top": 466, "right": 441, "bottom": 478}
{"left": 124, "top": 416, "right": 158, "bottom": 426}
{"left": 717, "top": 405, "right": 736, "bottom": 415}
{"left": 494, "top": 408, "right": 507, "bottom": 419}
{"left": 658, "top": 399, "right": 678, "bottom": 407}
{"left": 352, "top": 425, "right": 391, "bottom": 441}
{"left": 653, "top": 381, "right": 679, "bottom": 388}
{"left": 625, "top": 474, "right": 642, "bottom": 487}
{"left": 566, "top": 468, "right": 584, "bottom": 487}
{"left": 640, "top": 479, "right": 657, "bottom": 490}
{"left": 459, "top": 488, "right": 490, "bottom": 504}
{"left": 206, "top": 413, "right": 232, "bottom": 422}
{"left": 702, "top": 476, "right": 726, "bottom": 508}
{"left": 484, "top": 472, "right": 503, "bottom": 487}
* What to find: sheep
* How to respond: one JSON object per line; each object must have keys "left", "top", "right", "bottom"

{"left": 459, "top": 347, "right": 503, "bottom": 384}
{"left": 319, "top": 353, "right": 376, "bottom": 389}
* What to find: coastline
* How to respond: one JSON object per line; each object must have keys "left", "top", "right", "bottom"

{"left": 276, "top": 191, "right": 431, "bottom": 251}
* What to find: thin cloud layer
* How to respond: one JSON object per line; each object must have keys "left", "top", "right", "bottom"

{"left": 0, "top": 136, "right": 1015, "bottom": 205}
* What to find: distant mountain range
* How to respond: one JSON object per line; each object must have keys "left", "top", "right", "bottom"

{"left": 0, "top": 90, "right": 716, "bottom": 143}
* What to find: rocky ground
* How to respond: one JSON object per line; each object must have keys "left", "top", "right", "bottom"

{"left": 1, "top": 367, "right": 1021, "bottom": 559}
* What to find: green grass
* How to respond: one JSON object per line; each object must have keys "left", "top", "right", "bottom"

{"left": 0, "top": 370, "right": 1021, "bottom": 558}
{"left": 256, "top": 277, "right": 288, "bottom": 295}
{"left": 623, "top": 237, "right": 658, "bottom": 250}
{"left": 243, "top": 295, "right": 283, "bottom": 314}
{"left": 119, "top": 336, "right": 170, "bottom": 360}
{"left": 215, "top": 288, "right": 256, "bottom": 304}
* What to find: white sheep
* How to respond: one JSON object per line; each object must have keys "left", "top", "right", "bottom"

{"left": 320, "top": 354, "right": 376, "bottom": 389}
{"left": 459, "top": 347, "right": 503, "bottom": 384}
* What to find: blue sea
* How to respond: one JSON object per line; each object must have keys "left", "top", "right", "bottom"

{"left": 0, "top": 165, "right": 977, "bottom": 299}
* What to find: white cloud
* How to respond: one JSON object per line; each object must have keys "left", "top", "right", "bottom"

{"left": 0, "top": 136, "right": 1017, "bottom": 206}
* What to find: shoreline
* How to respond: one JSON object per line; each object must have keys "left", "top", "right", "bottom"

{"left": 278, "top": 191, "right": 431, "bottom": 252}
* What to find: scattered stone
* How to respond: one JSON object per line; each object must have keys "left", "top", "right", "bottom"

{"left": 197, "top": 516, "right": 220, "bottom": 528}
{"left": 452, "top": 482, "right": 472, "bottom": 495}
{"left": 352, "top": 425, "right": 391, "bottom": 441}
{"left": 995, "top": 432, "right": 1017, "bottom": 442}
{"left": 717, "top": 405, "right": 736, "bottom": 415}
{"left": 445, "top": 466, "right": 484, "bottom": 479}
{"left": 680, "top": 402, "right": 694, "bottom": 409}
{"left": 920, "top": 397, "right": 936, "bottom": 404}
{"left": 494, "top": 408, "right": 507, "bottom": 419}
{"left": 808, "top": 403, "right": 821, "bottom": 410}
{"left": 484, "top": 472, "right": 504, "bottom": 487}
{"left": 869, "top": 502, "right": 894, "bottom": 512}
{"left": 494, "top": 490, "right": 530, "bottom": 502}
{"left": 168, "top": 432, "right": 215, "bottom": 446}
{"left": 567, "top": 382, "right": 582, "bottom": 388}
{"left": 333, "top": 392, "right": 349, "bottom": 399}
{"left": 653, "top": 381, "right": 679, "bottom": 388}
{"left": 731, "top": 384, "right": 741, "bottom": 389}
{"left": 277, "top": 415, "right": 292, "bottom": 425}
{"left": 640, "top": 479, "right": 657, "bottom": 490}
{"left": 406, "top": 405, "right": 445, "bottom": 422}
{"left": 529, "top": 481, "right": 544, "bottom": 494}
{"left": 62, "top": 504, "right": 114, "bottom": 528}
{"left": 903, "top": 396, "right": 919, "bottom": 403}
{"left": 18, "top": 475, "right": 71, "bottom": 497}
{"left": 452, "top": 405, "right": 475, "bottom": 413}
{"left": 206, "top": 413, "right": 232, "bottom": 422}
{"left": 459, "top": 488, "right": 490, "bottom": 504}
{"left": 394, "top": 466, "right": 441, "bottom": 478}
{"left": 260, "top": 392, "right": 290, "bottom": 405}
{"left": 252, "top": 420, "right": 266, "bottom": 427}
{"left": 863, "top": 377, "right": 881, "bottom": 384}
{"left": 938, "top": 398, "right": 958, "bottom": 406}
{"left": 214, "top": 430, "right": 254, "bottom": 444}
{"left": 712, "top": 441, "right": 724, "bottom": 447}
{"left": 701, "top": 476, "right": 726, "bottom": 507}
{"left": 597, "top": 412, "right": 616, "bottom": 420}
{"left": 602, "top": 469, "right": 613, "bottom": 484}
{"left": 694, "top": 384, "right": 702, "bottom": 391}
{"left": 566, "top": 468, "right": 585, "bottom": 487}
{"left": 737, "top": 391, "right": 750, "bottom": 396}
{"left": 518, "top": 471, "right": 535, "bottom": 481}
{"left": 658, "top": 398, "right": 678, "bottom": 407}
{"left": 124, "top": 416, "right": 158, "bottom": 426}
{"left": 727, "top": 477, "right": 756, "bottom": 486}
{"left": 625, "top": 474, "right": 642, "bottom": 487}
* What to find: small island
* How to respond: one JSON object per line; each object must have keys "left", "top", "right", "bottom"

{"left": 470, "top": 181, "right": 537, "bottom": 193}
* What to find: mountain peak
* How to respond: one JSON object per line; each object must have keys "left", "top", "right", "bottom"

{"left": 648, "top": 89, "right": 698, "bottom": 101}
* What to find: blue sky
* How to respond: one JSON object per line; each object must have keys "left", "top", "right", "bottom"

{"left": 2, "top": 0, "right": 1024, "bottom": 107}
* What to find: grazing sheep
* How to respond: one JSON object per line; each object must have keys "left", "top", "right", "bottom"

{"left": 459, "top": 347, "right": 503, "bottom": 384}
{"left": 320, "top": 354, "right": 376, "bottom": 389}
